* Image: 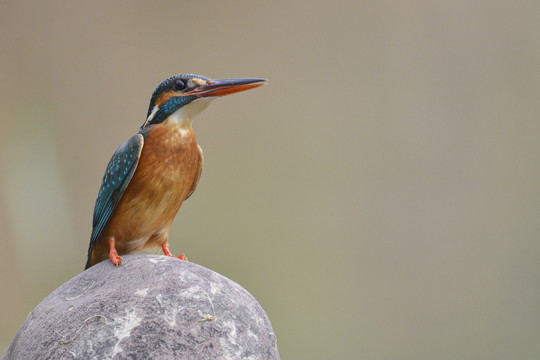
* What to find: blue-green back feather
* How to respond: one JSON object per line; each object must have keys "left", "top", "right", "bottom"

{"left": 85, "top": 134, "right": 144, "bottom": 269}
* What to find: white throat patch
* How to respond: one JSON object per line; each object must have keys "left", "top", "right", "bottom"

{"left": 166, "top": 97, "right": 214, "bottom": 127}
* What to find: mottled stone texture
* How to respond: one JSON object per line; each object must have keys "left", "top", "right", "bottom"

{"left": 3, "top": 255, "right": 279, "bottom": 360}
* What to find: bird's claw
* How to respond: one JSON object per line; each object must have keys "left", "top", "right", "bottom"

{"left": 109, "top": 252, "right": 123, "bottom": 266}
{"left": 108, "top": 237, "right": 123, "bottom": 266}
{"left": 177, "top": 253, "right": 188, "bottom": 261}
{"left": 162, "top": 242, "right": 188, "bottom": 261}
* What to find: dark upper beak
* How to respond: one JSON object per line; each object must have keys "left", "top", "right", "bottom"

{"left": 187, "top": 78, "right": 267, "bottom": 98}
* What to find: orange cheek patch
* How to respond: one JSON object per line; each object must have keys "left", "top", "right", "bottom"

{"left": 191, "top": 77, "right": 207, "bottom": 87}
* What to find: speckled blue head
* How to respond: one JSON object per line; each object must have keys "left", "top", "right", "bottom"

{"left": 141, "top": 74, "right": 267, "bottom": 129}
{"left": 142, "top": 74, "right": 211, "bottom": 128}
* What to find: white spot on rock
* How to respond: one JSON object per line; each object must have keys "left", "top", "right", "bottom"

{"left": 148, "top": 256, "right": 167, "bottom": 264}
{"left": 111, "top": 309, "right": 141, "bottom": 358}
{"left": 219, "top": 320, "right": 243, "bottom": 359}
{"left": 134, "top": 288, "right": 149, "bottom": 297}
{"left": 156, "top": 294, "right": 180, "bottom": 327}
{"left": 247, "top": 329, "right": 259, "bottom": 341}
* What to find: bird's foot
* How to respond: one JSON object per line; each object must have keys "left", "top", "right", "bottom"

{"left": 108, "top": 237, "right": 123, "bottom": 266}
{"left": 161, "top": 243, "right": 174, "bottom": 257}
{"left": 161, "top": 242, "right": 188, "bottom": 261}
{"left": 109, "top": 252, "right": 123, "bottom": 266}
{"left": 177, "top": 253, "right": 188, "bottom": 261}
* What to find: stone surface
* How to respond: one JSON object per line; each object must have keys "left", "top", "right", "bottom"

{"left": 3, "top": 255, "right": 279, "bottom": 360}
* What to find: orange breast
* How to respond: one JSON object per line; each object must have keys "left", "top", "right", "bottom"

{"left": 102, "top": 124, "right": 200, "bottom": 254}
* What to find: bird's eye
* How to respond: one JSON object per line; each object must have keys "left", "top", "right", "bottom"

{"left": 173, "top": 79, "right": 186, "bottom": 91}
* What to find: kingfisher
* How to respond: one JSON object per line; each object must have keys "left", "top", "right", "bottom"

{"left": 85, "top": 74, "right": 267, "bottom": 269}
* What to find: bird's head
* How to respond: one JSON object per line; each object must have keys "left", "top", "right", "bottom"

{"left": 142, "top": 74, "right": 267, "bottom": 129}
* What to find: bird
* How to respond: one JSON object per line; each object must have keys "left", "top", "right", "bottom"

{"left": 85, "top": 74, "right": 267, "bottom": 269}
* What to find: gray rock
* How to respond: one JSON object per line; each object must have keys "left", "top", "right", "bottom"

{"left": 3, "top": 254, "right": 279, "bottom": 360}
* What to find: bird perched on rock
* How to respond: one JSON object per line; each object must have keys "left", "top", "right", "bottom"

{"left": 85, "top": 74, "right": 266, "bottom": 269}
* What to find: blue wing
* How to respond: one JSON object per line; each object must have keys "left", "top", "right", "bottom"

{"left": 85, "top": 134, "right": 144, "bottom": 269}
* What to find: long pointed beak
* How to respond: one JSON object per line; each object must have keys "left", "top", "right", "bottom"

{"left": 188, "top": 78, "right": 267, "bottom": 98}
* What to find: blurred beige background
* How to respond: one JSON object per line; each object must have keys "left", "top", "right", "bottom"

{"left": 1, "top": 1, "right": 539, "bottom": 359}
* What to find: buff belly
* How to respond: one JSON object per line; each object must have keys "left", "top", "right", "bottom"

{"left": 91, "top": 124, "right": 200, "bottom": 263}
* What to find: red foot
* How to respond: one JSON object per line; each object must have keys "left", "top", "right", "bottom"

{"left": 177, "top": 253, "right": 188, "bottom": 261}
{"left": 109, "top": 237, "right": 123, "bottom": 266}
{"left": 162, "top": 243, "right": 188, "bottom": 261}
{"left": 161, "top": 242, "right": 174, "bottom": 257}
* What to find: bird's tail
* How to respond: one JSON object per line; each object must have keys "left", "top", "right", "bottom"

{"left": 84, "top": 250, "right": 93, "bottom": 270}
